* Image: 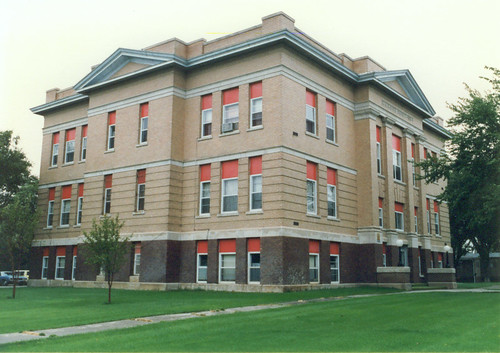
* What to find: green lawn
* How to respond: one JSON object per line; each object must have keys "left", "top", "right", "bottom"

{"left": 0, "top": 286, "right": 397, "bottom": 334}
{"left": 3, "top": 292, "right": 499, "bottom": 352}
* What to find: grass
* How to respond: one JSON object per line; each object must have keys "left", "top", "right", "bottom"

{"left": 3, "top": 292, "right": 499, "bottom": 352}
{"left": 0, "top": 286, "right": 398, "bottom": 334}
{"left": 457, "top": 281, "right": 500, "bottom": 289}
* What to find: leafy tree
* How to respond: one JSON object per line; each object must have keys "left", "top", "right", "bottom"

{"left": 83, "top": 215, "right": 131, "bottom": 303}
{"left": 418, "top": 67, "right": 500, "bottom": 281}
{"left": 0, "top": 179, "right": 39, "bottom": 298}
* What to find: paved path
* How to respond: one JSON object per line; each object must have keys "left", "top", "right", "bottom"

{"left": 1, "top": 288, "right": 498, "bottom": 346}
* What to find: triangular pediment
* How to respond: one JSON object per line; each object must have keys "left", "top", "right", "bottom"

{"left": 74, "top": 48, "right": 176, "bottom": 92}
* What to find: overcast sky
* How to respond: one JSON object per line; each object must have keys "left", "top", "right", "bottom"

{"left": 1, "top": 0, "right": 499, "bottom": 177}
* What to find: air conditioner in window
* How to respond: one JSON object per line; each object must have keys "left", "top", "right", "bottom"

{"left": 222, "top": 122, "right": 234, "bottom": 133}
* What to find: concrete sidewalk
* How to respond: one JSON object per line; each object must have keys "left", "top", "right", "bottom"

{"left": 1, "top": 288, "right": 498, "bottom": 346}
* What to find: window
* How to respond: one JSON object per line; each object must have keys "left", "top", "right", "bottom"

{"left": 60, "top": 185, "right": 72, "bottom": 226}
{"left": 376, "top": 126, "right": 382, "bottom": 174}
{"left": 42, "top": 248, "right": 49, "bottom": 279}
{"left": 330, "top": 242, "right": 340, "bottom": 283}
{"left": 306, "top": 90, "right": 316, "bottom": 134}
{"left": 395, "top": 202, "right": 404, "bottom": 231}
{"left": 434, "top": 201, "right": 440, "bottom": 235}
{"left": 81, "top": 125, "right": 87, "bottom": 161}
{"left": 248, "top": 238, "right": 260, "bottom": 283}
{"left": 438, "top": 253, "right": 443, "bottom": 268}
{"left": 76, "top": 183, "right": 84, "bottom": 225}
{"left": 392, "top": 134, "right": 402, "bottom": 181}
{"left": 201, "top": 94, "right": 212, "bottom": 137}
{"left": 197, "top": 241, "right": 208, "bottom": 283}
{"left": 221, "top": 160, "right": 238, "bottom": 213}
{"left": 65, "top": 128, "right": 76, "bottom": 163}
{"left": 418, "top": 248, "right": 423, "bottom": 277}
{"left": 136, "top": 169, "right": 146, "bottom": 211}
{"left": 199, "top": 164, "right": 211, "bottom": 215}
{"left": 309, "top": 240, "right": 319, "bottom": 283}
{"left": 107, "top": 112, "right": 116, "bottom": 150}
{"left": 103, "top": 175, "right": 112, "bottom": 214}
{"left": 55, "top": 247, "right": 65, "bottom": 280}
{"left": 306, "top": 161, "right": 317, "bottom": 215}
{"left": 411, "top": 143, "right": 416, "bottom": 186}
{"left": 222, "top": 88, "right": 239, "bottom": 132}
{"left": 327, "top": 168, "right": 337, "bottom": 218}
{"left": 326, "top": 100, "right": 336, "bottom": 142}
{"left": 249, "top": 156, "right": 262, "bottom": 211}
{"left": 399, "top": 245, "right": 408, "bottom": 267}
{"left": 51, "top": 132, "right": 59, "bottom": 167}
{"left": 382, "top": 244, "right": 387, "bottom": 267}
{"left": 47, "top": 187, "right": 55, "bottom": 227}
{"left": 378, "top": 198, "right": 384, "bottom": 227}
{"left": 414, "top": 207, "right": 418, "bottom": 234}
{"left": 250, "top": 82, "right": 262, "bottom": 128}
{"left": 426, "top": 199, "right": 431, "bottom": 234}
{"left": 139, "top": 103, "right": 148, "bottom": 144}
{"left": 72, "top": 247, "right": 77, "bottom": 280}
{"left": 133, "top": 243, "right": 141, "bottom": 275}
{"left": 219, "top": 239, "right": 236, "bottom": 282}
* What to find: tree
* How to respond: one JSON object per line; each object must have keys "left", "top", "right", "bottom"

{"left": 83, "top": 215, "right": 130, "bottom": 303}
{"left": 418, "top": 66, "right": 500, "bottom": 281}
{"left": 0, "top": 179, "right": 39, "bottom": 298}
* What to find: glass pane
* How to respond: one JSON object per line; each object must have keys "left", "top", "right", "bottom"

{"left": 141, "top": 130, "right": 148, "bottom": 143}
{"left": 199, "top": 254, "right": 208, "bottom": 267}
{"left": 221, "top": 268, "right": 236, "bottom": 281}
{"left": 251, "top": 193, "right": 262, "bottom": 210}
{"left": 328, "top": 201, "right": 336, "bottom": 217}
{"left": 306, "top": 105, "right": 315, "bottom": 122}
{"left": 252, "top": 113, "right": 262, "bottom": 127}
{"left": 309, "top": 269, "right": 318, "bottom": 282}
{"left": 221, "top": 254, "right": 235, "bottom": 267}
{"left": 223, "top": 195, "right": 238, "bottom": 212}
{"left": 202, "top": 183, "right": 211, "bottom": 198}
{"left": 203, "top": 123, "right": 212, "bottom": 136}
{"left": 201, "top": 198, "right": 210, "bottom": 214}
{"left": 249, "top": 268, "right": 260, "bottom": 282}
{"left": 309, "top": 255, "right": 318, "bottom": 267}
{"left": 141, "top": 117, "right": 148, "bottom": 130}
{"left": 223, "top": 104, "right": 239, "bottom": 124}
{"left": 306, "top": 120, "right": 315, "bottom": 134}
{"left": 198, "top": 268, "right": 207, "bottom": 281}
{"left": 224, "top": 179, "right": 238, "bottom": 195}
{"left": 326, "top": 128, "right": 334, "bottom": 141}
{"left": 251, "top": 98, "right": 262, "bottom": 113}
{"left": 202, "top": 109, "right": 212, "bottom": 124}
{"left": 249, "top": 253, "right": 260, "bottom": 267}
{"left": 67, "top": 141, "right": 75, "bottom": 153}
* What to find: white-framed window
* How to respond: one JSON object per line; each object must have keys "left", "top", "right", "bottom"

{"left": 376, "top": 142, "right": 382, "bottom": 174}
{"left": 134, "top": 253, "right": 141, "bottom": 275}
{"left": 418, "top": 253, "right": 423, "bottom": 277}
{"left": 47, "top": 200, "right": 54, "bottom": 227}
{"left": 42, "top": 256, "right": 49, "bottom": 279}
{"left": 250, "top": 174, "right": 262, "bottom": 211}
{"left": 414, "top": 211, "right": 418, "bottom": 233}
{"left": 51, "top": 132, "right": 59, "bottom": 167}
{"left": 327, "top": 184, "right": 337, "bottom": 218}
{"left": 399, "top": 246, "right": 408, "bottom": 267}
{"left": 248, "top": 252, "right": 261, "bottom": 283}
{"left": 104, "top": 188, "right": 111, "bottom": 214}
{"left": 81, "top": 136, "right": 87, "bottom": 161}
{"left": 379, "top": 207, "right": 384, "bottom": 227}
{"left": 382, "top": 245, "right": 387, "bottom": 267}
{"left": 393, "top": 149, "right": 402, "bottom": 181}
{"left": 395, "top": 203, "right": 404, "bottom": 231}
{"left": 72, "top": 255, "right": 77, "bottom": 280}
{"left": 65, "top": 140, "right": 75, "bottom": 163}
{"left": 197, "top": 253, "right": 208, "bottom": 283}
{"left": 306, "top": 105, "right": 316, "bottom": 134}
{"left": 412, "top": 159, "right": 416, "bottom": 186}
{"left": 309, "top": 253, "right": 319, "bottom": 283}
{"left": 438, "top": 254, "right": 443, "bottom": 268}
{"left": 200, "top": 181, "right": 210, "bottom": 215}
{"left": 107, "top": 125, "right": 115, "bottom": 150}
{"left": 55, "top": 256, "right": 65, "bottom": 280}
{"left": 434, "top": 212, "right": 440, "bottom": 235}
{"left": 60, "top": 199, "right": 71, "bottom": 226}
{"left": 222, "top": 103, "right": 239, "bottom": 130}
{"left": 426, "top": 200, "right": 431, "bottom": 234}
{"left": 330, "top": 255, "right": 339, "bottom": 283}
{"left": 76, "top": 197, "right": 83, "bottom": 225}
{"left": 222, "top": 178, "right": 238, "bottom": 213}
{"left": 201, "top": 109, "right": 212, "bottom": 137}
{"left": 307, "top": 180, "right": 317, "bottom": 215}
{"left": 136, "top": 184, "right": 145, "bottom": 211}
{"left": 140, "top": 116, "right": 148, "bottom": 144}
{"left": 250, "top": 97, "right": 263, "bottom": 128}
{"left": 326, "top": 100, "right": 336, "bottom": 142}
{"left": 219, "top": 253, "right": 236, "bottom": 282}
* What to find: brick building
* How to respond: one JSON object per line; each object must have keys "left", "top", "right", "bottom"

{"left": 29, "top": 12, "right": 456, "bottom": 291}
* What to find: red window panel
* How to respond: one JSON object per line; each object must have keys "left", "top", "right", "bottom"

{"left": 424, "top": 148, "right": 428, "bottom": 159}
{"left": 306, "top": 90, "right": 316, "bottom": 107}
{"left": 221, "top": 160, "right": 238, "bottom": 179}
{"left": 250, "top": 82, "right": 262, "bottom": 99}
{"left": 197, "top": 240, "right": 208, "bottom": 254}
{"left": 434, "top": 201, "right": 439, "bottom": 213}
{"left": 82, "top": 125, "right": 88, "bottom": 138}
{"left": 306, "top": 161, "right": 317, "bottom": 180}
{"left": 395, "top": 202, "right": 404, "bottom": 213}
{"left": 376, "top": 126, "right": 381, "bottom": 143}
{"left": 309, "top": 240, "right": 320, "bottom": 253}
{"left": 223, "top": 88, "right": 239, "bottom": 105}
{"left": 201, "top": 94, "right": 212, "bottom": 110}
{"left": 219, "top": 239, "right": 236, "bottom": 253}
{"left": 78, "top": 183, "right": 84, "bottom": 198}
{"left": 43, "top": 247, "right": 50, "bottom": 256}
{"left": 249, "top": 156, "right": 262, "bottom": 175}
{"left": 200, "top": 164, "right": 211, "bottom": 182}
{"left": 104, "top": 175, "right": 113, "bottom": 188}
{"left": 56, "top": 246, "right": 65, "bottom": 257}
{"left": 48, "top": 187, "right": 56, "bottom": 201}
{"left": 411, "top": 143, "right": 415, "bottom": 158}
{"left": 438, "top": 253, "right": 443, "bottom": 261}
{"left": 330, "top": 242, "right": 339, "bottom": 255}
{"left": 53, "top": 132, "right": 60, "bottom": 144}
{"left": 426, "top": 199, "right": 430, "bottom": 210}
{"left": 382, "top": 244, "right": 387, "bottom": 255}
{"left": 247, "top": 238, "right": 260, "bottom": 252}
{"left": 137, "top": 169, "right": 146, "bottom": 184}
{"left": 327, "top": 168, "right": 337, "bottom": 185}
{"left": 135, "top": 243, "right": 141, "bottom": 254}
{"left": 66, "top": 128, "right": 76, "bottom": 141}
{"left": 140, "top": 103, "right": 149, "bottom": 117}
{"left": 414, "top": 207, "right": 418, "bottom": 216}
{"left": 392, "top": 134, "right": 401, "bottom": 151}
{"left": 108, "top": 111, "right": 116, "bottom": 125}
{"left": 379, "top": 198, "right": 383, "bottom": 208}
{"left": 73, "top": 246, "right": 78, "bottom": 256}
{"left": 326, "top": 100, "right": 336, "bottom": 116}
{"left": 61, "top": 185, "right": 72, "bottom": 200}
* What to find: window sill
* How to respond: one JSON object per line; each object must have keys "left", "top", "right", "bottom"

{"left": 307, "top": 213, "right": 321, "bottom": 219}
{"left": 327, "top": 216, "right": 340, "bottom": 222}
{"left": 57, "top": 225, "right": 70, "bottom": 229}
{"left": 325, "top": 139, "right": 338, "bottom": 147}
{"left": 62, "top": 162, "right": 74, "bottom": 167}
{"left": 247, "top": 126, "right": 263, "bottom": 132}
{"left": 198, "top": 136, "right": 212, "bottom": 142}
{"left": 136, "top": 143, "right": 148, "bottom": 148}
{"left": 413, "top": 186, "right": 419, "bottom": 190}
{"left": 305, "top": 131, "right": 319, "bottom": 139}
{"left": 73, "top": 225, "right": 81, "bottom": 228}
{"left": 104, "top": 149, "right": 115, "bottom": 154}
{"left": 377, "top": 174, "right": 385, "bottom": 179}
{"left": 78, "top": 160, "right": 86, "bottom": 164}
{"left": 49, "top": 166, "right": 58, "bottom": 170}
{"left": 218, "top": 212, "right": 239, "bottom": 217}
{"left": 219, "top": 130, "right": 240, "bottom": 137}
{"left": 394, "top": 179, "right": 406, "bottom": 186}
{"left": 246, "top": 210, "right": 263, "bottom": 215}
{"left": 132, "top": 211, "right": 145, "bottom": 216}
{"left": 196, "top": 214, "right": 210, "bottom": 219}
